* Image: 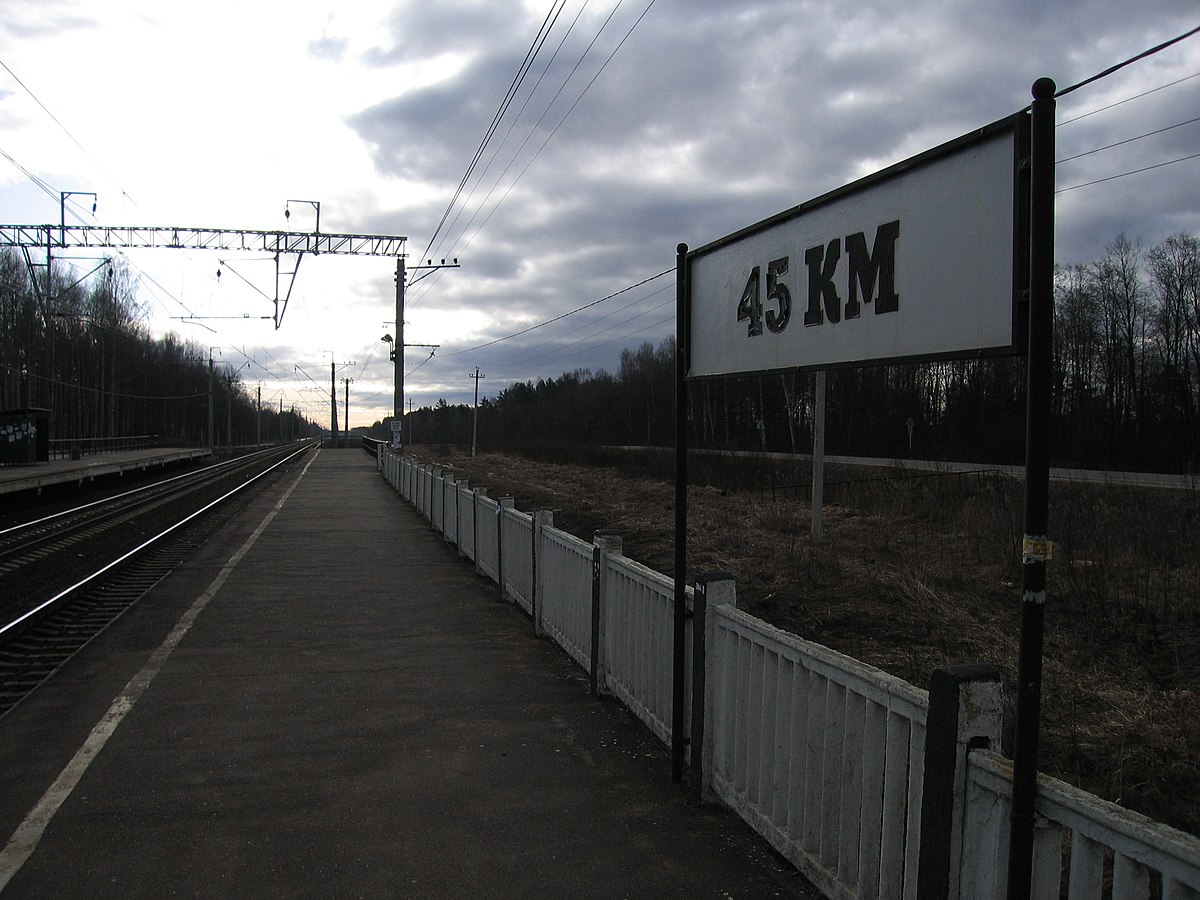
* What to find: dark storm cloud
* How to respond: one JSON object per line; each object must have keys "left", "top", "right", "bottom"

{"left": 338, "top": 0, "right": 1200, "bottom": 403}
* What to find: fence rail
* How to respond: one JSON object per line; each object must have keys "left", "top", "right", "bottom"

{"left": 377, "top": 450, "right": 1200, "bottom": 900}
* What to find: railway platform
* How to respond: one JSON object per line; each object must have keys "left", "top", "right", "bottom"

{"left": 0, "top": 449, "right": 815, "bottom": 897}
{"left": 0, "top": 447, "right": 212, "bottom": 497}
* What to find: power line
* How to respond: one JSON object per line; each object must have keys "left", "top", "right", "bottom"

{"left": 422, "top": 0, "right": 578, "bottom": 272}
{"left": 487, "top": 286, "right": 673, "bottom": 378}
{"left": 1054, "top": 24, "right": 1200, "bottom": 99}
{"left": 451, "top": 0, "right": 659, "bottom": 265}
{"left": 1059, "top": 71, "right": 1200, "bottom": 127}
{"left": 438, "top": 266, "right": 672, "bottom": 357}
{"left": 1058, "top": 115, "right": 1200, "bottom": 163}
{"left": 417, "top": 0, "right": 567, "bottom": 267}
{"left": 1057, "top": 150, "right": 1200, "bottom": 193}
{"left": 415, "top": 1, "right": 624, "bottom": 294}
{"left": 0, "top": 56, "right": 128, "bottom": 196}
{"left": 409, "top": 0, "right": 662, "bottom": 310}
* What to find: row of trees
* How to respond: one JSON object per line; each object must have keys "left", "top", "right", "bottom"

{"left": 379, "top": 232, "right": 1200, "bottom": 473}
{"left": 0, "top": 248, "right": 316, "bottom": 448}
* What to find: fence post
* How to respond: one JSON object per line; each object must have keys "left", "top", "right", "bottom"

{"left": 441, "top": 470, "right": 450, "bottom": 533}
{"left": 916, "top": 663, "right": 1004, "bottom": 899}
{"left": 532, "top": 510, "right": 554, "bottom": 636}
{"left": 473, "top": 486, "right": 488, "bottom": 576}
{"left": 455, "top": 480, "right": 467, "bottom": 555}
{"left": 497, "top": 497, "right": 514, "bottom": 601}
{"left": 590, "top": 530, "right": 623, "bottom": 696}
{"left": 690, "top": 572, "right": 735, "bottom": 804}
{"left": 442, "top": 474, "right": 455, "bottom": 542}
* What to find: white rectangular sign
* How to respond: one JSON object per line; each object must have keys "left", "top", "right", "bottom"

{"left": 686, "top": 115, "right": 1027, "bottom": 378}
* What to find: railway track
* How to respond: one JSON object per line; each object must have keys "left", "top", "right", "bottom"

{"left": 0, "top": 441, "right": 316, "bottom": 717}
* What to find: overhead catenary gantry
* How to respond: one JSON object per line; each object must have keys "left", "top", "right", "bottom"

{"left": 0, "top": 222, "right": 408, "bottom": 329}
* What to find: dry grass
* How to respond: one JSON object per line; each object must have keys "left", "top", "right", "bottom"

{"left": 416, "top": 445, "right": 1200, "bottom": 837}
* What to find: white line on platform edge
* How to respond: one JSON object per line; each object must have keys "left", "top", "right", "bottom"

{"left": 0, "top": 448, "right": 321, "bottom": 892}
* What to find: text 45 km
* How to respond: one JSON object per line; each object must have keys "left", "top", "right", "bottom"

{"left": 736, "top": 219, "right": 900, "bottom": 337}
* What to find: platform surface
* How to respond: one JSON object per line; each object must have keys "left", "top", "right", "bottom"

{"left": 0, "top": 449, "right": 816, "bottom": 898}
{"left": 0, "top": 447, "right": 211, "bottom": 496}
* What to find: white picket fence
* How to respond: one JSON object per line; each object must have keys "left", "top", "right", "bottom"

{"left": 375, "top": 449, "right": 1200, "bottom": 899}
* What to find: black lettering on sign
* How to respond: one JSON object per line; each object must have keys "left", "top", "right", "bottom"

{"left": 737, "top": 266, "right": 763, "bottom": 337}
{"left": 845, "top": 219, "right": 900, "bottom": 319}
{"left": 736, "top": 219, "right": 899, "bottom": 338}
{"left": 804, "top": 239, "right": 842, "bottom": 326}
{"left": 765, "top": 256, "right": 791, "bottom": 333}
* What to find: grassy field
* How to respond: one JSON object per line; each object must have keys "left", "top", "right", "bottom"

{"left": 410, "top": 444, "right": 1200, "bottom": 838}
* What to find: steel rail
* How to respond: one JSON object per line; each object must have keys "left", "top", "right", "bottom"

{"left": 0, "top": 442, "right": 314, "bottom": 639}
{"left": 0, "top": 443, "right": 301, "bottom": 542}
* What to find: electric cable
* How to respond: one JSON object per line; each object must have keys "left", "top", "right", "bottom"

{"left": 437, "top": 266, "right": 672, "bottom": 357}
{"left": 1058, "top": 115, "right": 1200, "bottom": 163}
{"left": 1053, "top": 25, "right": 1200, "bottom": 99}
{"left": 453, "top": 0, "right": 657, "bottom": 263}
{"left": 1059, "top": 71, "right": 1200, "bottom": 127}
{"left": 1057, "top": 151, "right": 1200, "bottom": 193}
{"left": 416, "top": 0, "right": 567, "bottom": 267}
{"left": 0, "top": 56, "right": 129, "bottom": 196}
{"left": 412, "top": 1, "right": 620, "bottom": 301}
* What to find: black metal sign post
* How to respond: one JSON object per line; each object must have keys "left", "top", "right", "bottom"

{"left": 672, "top": 242, "right": 690, "bottom": 784}
{"left": 1006, "top": 77, "right": 1056, "bottom": 900}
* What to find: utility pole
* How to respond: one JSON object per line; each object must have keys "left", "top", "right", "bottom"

{"left": 399, "top": 256, "right": 458, "bottom": 445}
{"left": 256, "top": 384, "right": 262, "bottom": 446}
{"left": 408, "top": 398, "right": 414, "bottom": 446}
{"left": 325, "top": 354, "right": 356, "bottom": 446}
{"left": 469, "top": 367, "right": 486, "bottom": 458}
{"left": 207, "top": 349, "right": 215, "bottom": 450}
{"left": 330, "top": 361, "right": 338, "bottom": 442}
{"left": 395, "top": 258, "right": 405, "bottom": 424}
{"left": 342, "top": 376, "right": 354, "bottom": 444}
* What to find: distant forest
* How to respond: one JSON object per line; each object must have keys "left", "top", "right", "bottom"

{"left": 0, "top": 248, "right": 316, "bottom": 447}
{"left": 381, "top": 232, "right": 1200, "bottom": 474}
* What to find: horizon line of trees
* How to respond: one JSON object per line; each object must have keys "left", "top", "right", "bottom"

{"left": 1, "top": 248, "right": 318, "bottom": 448}
{"left": 373, "top": 232, "right": 1200, "bottom": 475}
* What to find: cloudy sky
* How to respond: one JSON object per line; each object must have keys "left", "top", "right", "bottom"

{"left": 1, "top": 1, "right": 1198, "bottom": 428}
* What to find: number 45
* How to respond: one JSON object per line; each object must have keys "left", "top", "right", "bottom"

{"left": 736, "top": 257, "right": 791, "bottom": 337}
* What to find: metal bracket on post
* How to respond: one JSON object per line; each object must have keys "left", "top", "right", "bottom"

{"left": 690, "top": 572, "right": 735, "bottom": 804}
{"left": 590, "top": 530, "right": 623, "bottom": 696}
{"left": 917, "top": 664, "right": 1004, "bottom": 899}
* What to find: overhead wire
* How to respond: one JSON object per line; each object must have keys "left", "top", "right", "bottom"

{"left": 408, "top": 0, "right": 653, "bottom": 309}
{"left": 452, "top": 0, "right": 658, "bottom": 263}
{"left": 416, "top": 0, "right": 568, "bottom": 268}
{"left": 488, "top": 291, "right": 675, "bottom": 380}
{"left": 0, "top": 56, "right": 130, "bottom": 197}
{"left": 422, "top": 0, "right": 578, "bottom": 272}
{"left": 1053, "top": 25, "right": 1200, "bottom": 100}
{"left": 410, "top": 1, "right": 620, "bottom": 305}
{"left": 1057, "top": 151, "right": 1200, "bottom": 193}
{"left": 1057, "top": 115, "right": 1200, "bottom": 163}
{"left": 437, "top": 266, "right": 672, "bottom": 358}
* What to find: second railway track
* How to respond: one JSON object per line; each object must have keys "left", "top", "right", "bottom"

{"left": 0, "top": 440, "right": 317, "bottom": 717}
